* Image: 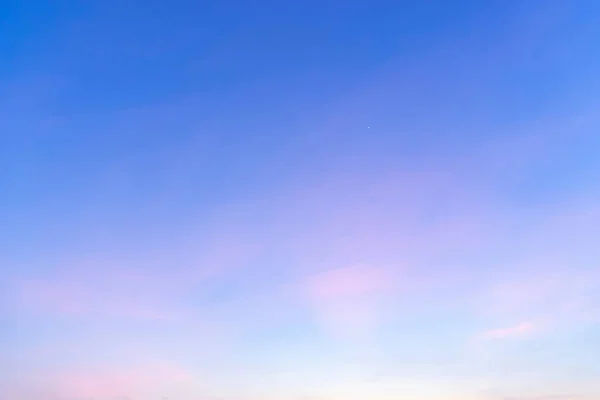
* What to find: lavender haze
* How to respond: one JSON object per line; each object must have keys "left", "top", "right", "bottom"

{"left": 2, "top": 1, "right": 600, "bottom": 399}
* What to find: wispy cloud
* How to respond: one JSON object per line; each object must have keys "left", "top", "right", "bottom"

{"left": 13, "top": 268, "right": 181, "bottom": 320}
{"left": 302, "top": 265, "right": 396, "bottom": 339}
{"left": 9, "top": 222, "right": 265, "bottom": 321}
{"left": 306, "top": 264, "right": 392, "bottom": 301}
{"left": 48, "top": 362, "right": 195, "bottom": 400}
{"left": 482, "top": 321, "right": 537, "bottom": 340}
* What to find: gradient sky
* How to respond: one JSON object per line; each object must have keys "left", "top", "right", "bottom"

{"left": 2, "top": 1, "right": 600, "bottom": 399}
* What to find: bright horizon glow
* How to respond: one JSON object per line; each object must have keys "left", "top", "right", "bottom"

{"left": 2, "top": 1, "right": 600, "bottom": 399}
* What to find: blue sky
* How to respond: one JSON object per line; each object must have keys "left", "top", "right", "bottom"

{"left": 2, "top": 1, "right": 600, "bottom": 399}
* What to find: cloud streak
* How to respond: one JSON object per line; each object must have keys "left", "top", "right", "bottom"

{"left": 482, "top": 321, "right": 537, "bottom": 340}
{"left": 48, "top": 362, "right": 195, "bottom": 400}
{"left": 302, "top": 265, "right": 397, "bottom": 339}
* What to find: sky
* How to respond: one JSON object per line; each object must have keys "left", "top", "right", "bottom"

{"left": 2, "top": 1, "right": 600, "bottom": 399}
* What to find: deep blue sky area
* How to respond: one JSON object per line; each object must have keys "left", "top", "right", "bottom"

{"left": 2, "top": 1, "right": 600, "bottom": 241}
{"left": 1, "top": 1, "right": 525, "bottom": 231}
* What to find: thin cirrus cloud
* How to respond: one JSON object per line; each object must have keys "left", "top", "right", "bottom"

{"left": 306, "top": 265, "right": 392, "bottom": 301}
{"left": 0, "top": 361, "right": 199, "bottom": 400}
{"left": 482, "top": 321, "right": 537, "bottom": 340}
{"left": 13, "top": 267, "right": 182, "bottom": 320}
{"left": 302, "top": 265, "right": 396, "bottom": 338}
{"left": 472, "top": 195, "right": 600, "bottom": 338}
{"left": 47, "top": 362, "right": 196, "bottom": 400}
{"left": 3, "top": 2, "right": 600, "bottom": 400}
{"left": 9, "top": 223, "right": 266, "bottom": 322}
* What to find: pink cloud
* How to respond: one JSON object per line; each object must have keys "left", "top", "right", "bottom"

{"left": 303, "top": 265, "right": 396, "bottom": 338}
{"left": 307, "top": 264, "right": 391, "bottom": 301}
{"left": 9, "top": 214, "right": 267, "bottom": 321}
{"left": 50, "top": 362, "right": 195, "bottom": 399}
{"left": 482, "top": 321, "right": 537, "bottom": 339}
